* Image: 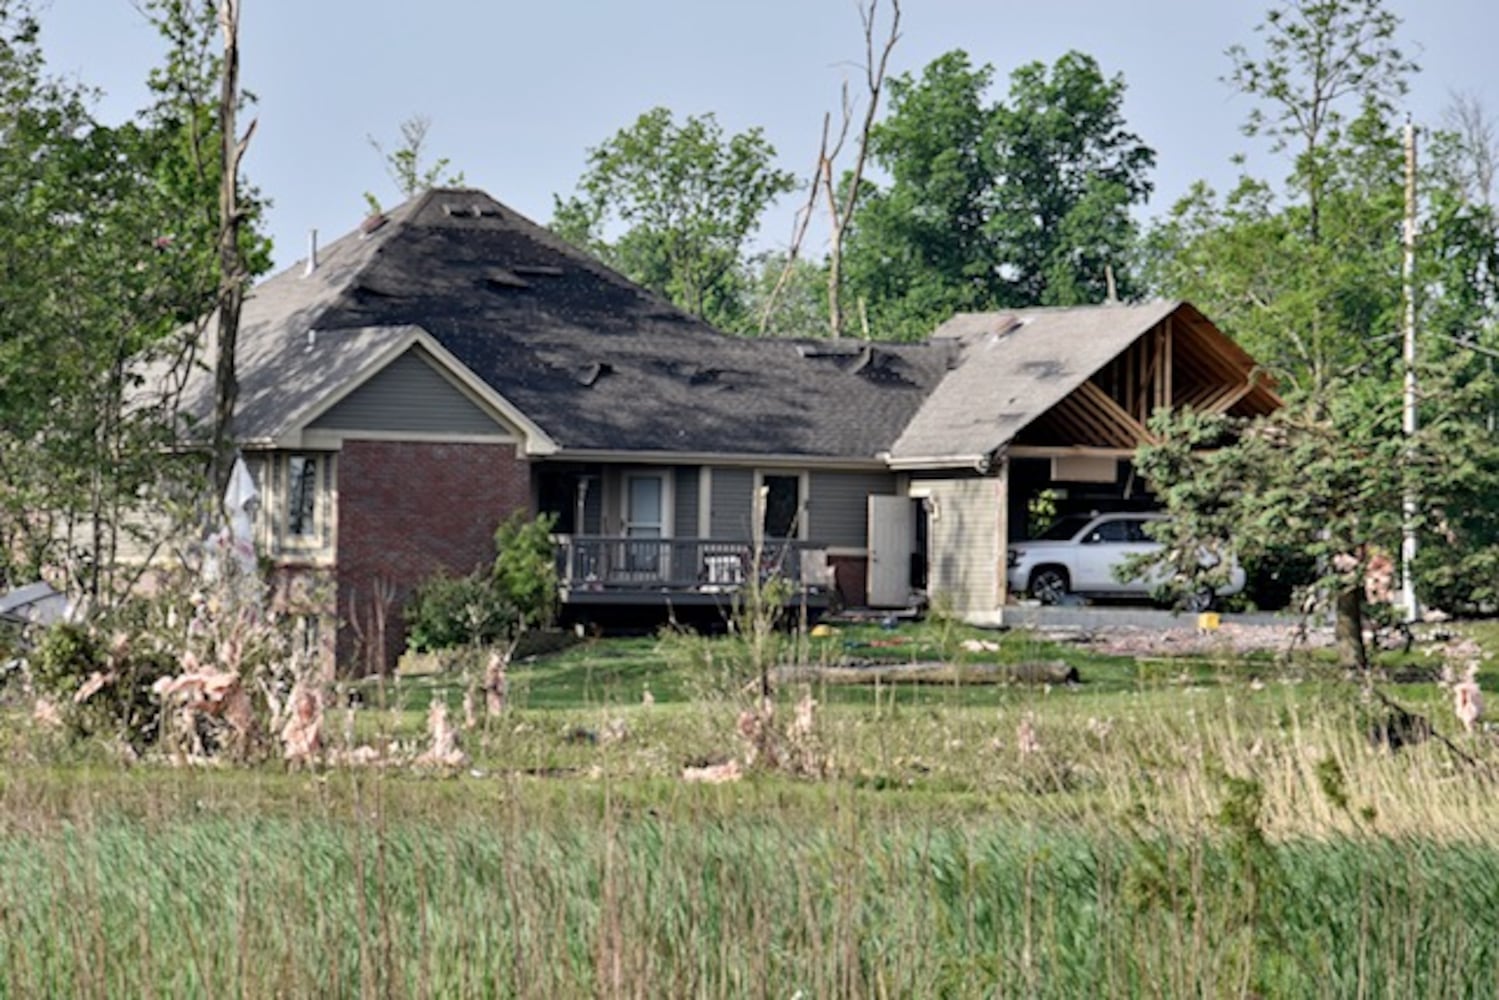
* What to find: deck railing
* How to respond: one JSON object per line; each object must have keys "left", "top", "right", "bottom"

{"left": 553, "top": 536, "right": 830, "bottom": 594}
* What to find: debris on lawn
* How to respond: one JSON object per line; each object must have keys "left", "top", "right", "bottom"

{"left": 279, "top": 684, "right": 324, "bottom": 764}
{"left": 415, "top": 701, "right": 468, "bottom": 768}
{"left": 1016, "top": 713, "right": 1041, "bottom": 756}
{"left": 682, "top": 760, "right": 742, "bottom": 784}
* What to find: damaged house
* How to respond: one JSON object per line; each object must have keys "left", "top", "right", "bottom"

{"left": 148, "top": 188, "right": 1277, "bottom": 672}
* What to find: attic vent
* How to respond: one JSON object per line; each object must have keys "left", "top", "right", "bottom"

{"left": 441, "top": 202, "right": 481, "bottom": 218}
{"left": 360, "top": 213, "right": 388, "bottom": 235}
{"left": 511, "top": 264, "right": 564, "bottom": 277}
{"left": 574, "top": 362, "right": 613, "bottom": 387}
{"left": 485, "top": 269, "right": 530, "bottom": 290}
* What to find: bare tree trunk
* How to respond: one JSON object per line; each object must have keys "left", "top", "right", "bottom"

{"left": 1334, "top": 585, "right": 1367, "bottom": 671}
{"left": 766, "top": 1, "right": 898, "bottom": 340}
{"left": 210, "top": 0, "right": 256, "bottom": 502}
{"left": 825, "top": 0, "right": 899, "bottom": 340}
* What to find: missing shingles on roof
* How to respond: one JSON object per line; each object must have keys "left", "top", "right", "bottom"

{"left": 485, "top": 269, "right": 530, "bottom": 290}
{"left": 360, "top": 213, "right": 388, "bottom": 235}
{"left": 354, "top": 280, "right": 401, "bottom": 298}
{"left": 512, "top": 264, "right": 564, "bottom": 277}
{"left": 852, "top": 348, "right": 915, "bottom": 386}
{"left": 796, "top": 343, "right": 865, "bottom": 359}
{"left": 442, "top": 203, "right": 481, "bottom": 218}
{"left": 688, "top": 368, "right": 723, "bottom": 386}
{"left": 574, "top": 362, "right": 613, "bottom": 387}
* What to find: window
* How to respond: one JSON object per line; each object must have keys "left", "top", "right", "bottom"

{"left": 287, "top": 455, "right": 319, "bottom": 538}
{"left": 1085, "top": 519, "right": 1132, "bottom": 544}
{"left": 760, "top": 474, "right": 801, "bottom": 540}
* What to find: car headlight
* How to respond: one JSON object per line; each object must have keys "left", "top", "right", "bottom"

{"left": 1007, "top": 549, "right": 1022, "bottom": 567}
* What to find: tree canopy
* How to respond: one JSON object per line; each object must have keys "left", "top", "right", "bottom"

{"left": 843, "top": 49, "right": 1155, "bottom": 340}
{"left": 0, "top": 0, "right": 269, "bottom": 597}
{"left": 552, "top": 108, "right": 795, "bottom": 333}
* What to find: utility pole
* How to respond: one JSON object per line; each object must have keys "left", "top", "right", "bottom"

{"left": 1399, "top": 115, "right": 1420, "bottom": 623}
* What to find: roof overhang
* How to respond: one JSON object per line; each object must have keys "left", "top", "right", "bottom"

{"left": 545, "top": 449, "right": 890, "bottom": 471}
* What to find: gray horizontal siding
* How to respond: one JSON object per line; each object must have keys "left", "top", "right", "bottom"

{"left": 709, "top": 467, "right": 754, "bottom": 538}
{"left": 808, "top": 470, "right": 896, "bottom": 549}
{"left": 310, "top": 348, "right": 509, "bottom": 436}
{"left": 674, "top": 467, "right": 699, "bottom": 538}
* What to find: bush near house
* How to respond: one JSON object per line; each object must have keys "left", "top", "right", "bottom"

{"left": 405, "top": 512, "right": 557, "bottom": 653}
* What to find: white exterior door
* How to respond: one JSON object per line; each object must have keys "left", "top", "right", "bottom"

{"left": 867, "top": 496, "right": 915, "bottom": 608}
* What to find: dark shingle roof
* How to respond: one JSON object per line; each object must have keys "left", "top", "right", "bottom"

{"left": 205, "top": 189, "right": 951, "bottom": 459}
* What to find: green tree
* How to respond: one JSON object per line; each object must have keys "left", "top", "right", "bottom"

{"left": 552, "top": 108, "right": 795, "bottom": 331}
{"left": 0, "top": 0, "right": 269, "bottom": 598}
{"left": 989, "top": 51, "right": 1155, "bottom": 307}
{"left": 843, "top": 51, "right": 1000, "bottom": 341}
{"left": 844, "top": 49, "right": 1155, "bottom": 341}
{"left": 1142, "top": 0, "right": 1499, "bottom": 654}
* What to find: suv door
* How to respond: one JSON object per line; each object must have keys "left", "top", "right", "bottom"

{"left": 1076, "top": 517, "right": 1159, "bottom": 593}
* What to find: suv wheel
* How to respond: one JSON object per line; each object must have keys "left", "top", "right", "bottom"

{"left": 1029, "top": 567, "right": 1070, "bottom": 605}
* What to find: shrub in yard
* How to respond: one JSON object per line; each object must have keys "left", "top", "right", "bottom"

{"left": 405, "top": 572, "right": 512, "bottom": 652}
{"left": 29, "top": 618, "right": 175, "bottom": 749}
{"left": 405, "top": 513, "right": 557, "bottom": 653}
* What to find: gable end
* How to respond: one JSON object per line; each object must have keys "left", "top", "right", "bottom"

{"left": 309, "top": 346, "right": 516, "bottom": 438}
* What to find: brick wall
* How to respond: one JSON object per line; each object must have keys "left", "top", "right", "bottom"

{"left": 336, "top": 440, "right": 531, "bottom": 674}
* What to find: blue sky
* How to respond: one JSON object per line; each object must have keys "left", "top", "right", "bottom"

{"left": 34, "top": 0, "right": 1499, "bottom": 272}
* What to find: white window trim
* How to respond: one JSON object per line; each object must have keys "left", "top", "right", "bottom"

{"left": 277, "top": 452, "right": 335, "bottom": 556}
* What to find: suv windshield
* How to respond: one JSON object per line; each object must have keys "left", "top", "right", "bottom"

{"left": 1035, "top": 514, "right": 1095, "bottom": 541}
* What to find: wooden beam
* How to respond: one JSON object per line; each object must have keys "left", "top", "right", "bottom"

{"left": 1201, "top": 381, "right": 1256, "bottom": 414}
{"left": 1009, "top": 445, "right": 1141, "bottom": 459}
{"left": 1077, "top": 381, "right": 1157, "bottom": 446}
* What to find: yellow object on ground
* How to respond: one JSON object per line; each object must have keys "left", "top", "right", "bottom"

{"left": 810, "top": 623, "right": 837, "bottom": 638}
{"left": 1197, "top": 612, "right": 1221, "bottom": 631}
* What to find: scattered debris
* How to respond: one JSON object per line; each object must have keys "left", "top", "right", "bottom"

{"left": 1454, "top": 677, "right": 1484, "bottom": 735}
{"left": 31, "top": 697, "right": 62, "bottom": 730}
{"left": 415, "top": 701, "right": 467, "bottom": 768}
{"left": 682, "top": 760, "right": 742, "bottom": 784}
{"left": 279, "top": 684, "right": 324, "bottom": 764}
{"left": 1016, "top": 713, "right": 1041, "bottom": 756}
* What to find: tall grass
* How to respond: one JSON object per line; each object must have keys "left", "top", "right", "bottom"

{"left": 4, "top": 621, "right": 1499, "bottom": 996}
{"left": 0, "top": 784, "right": 1494, "bottom": 997}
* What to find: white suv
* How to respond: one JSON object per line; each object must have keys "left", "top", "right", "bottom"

{"left": 1006, "top": 512, "right": 1244, "bottom": 609}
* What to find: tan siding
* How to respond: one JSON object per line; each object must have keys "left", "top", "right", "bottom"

{"left": 310, "top": 348, "right": 512, "bottom": 436}
{"left": 920, "top": 475, "right": 1003, "bottom": 614}
{"left": 809, "top": 471, "right": 896, "bottom": 549}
